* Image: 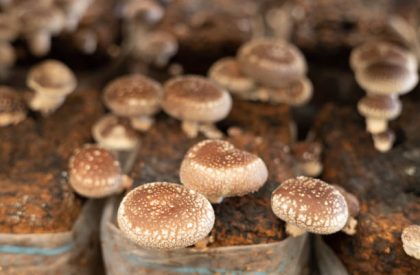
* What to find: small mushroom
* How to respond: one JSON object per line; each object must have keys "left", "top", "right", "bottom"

{"left": 271, "top": 176, "right": 349, "bottom": 236}
{"left": 162, "top": 75, "right": 232, "bottom": 138}
{"left": 350, "top": 40, "right": 417, "bottom": 72}
{"left": 401, "top": 224, "right": 420, "bottom": 260}
{"left": 133, "top": 31, "right": 178, "bottom": 67}
{"left": 291, "top": 141, "right": 323, "bottom": 177}
{"left": 123, "top": 0, "right": 164, "bottom": 27}
{"left": 0, "top": 42, "right": 15, "bottom": 79}
{"left": 74, "top": 27, "right": 98, "bottom": 54}
{"left": 26, "top": 59, "right": 77, "bottom": 115}
{"left": 68, "top": 144, "right": 132, "bottom": 198}
{"left": 257, "top": 77, "right": 313, "bottom": 105}
{"left": 237, "top": 38, "right": 307, "bottom": 88}
{"left": 117, "top": 182, "right": 215, "bottom": 249}
{"left": 92, "top": 114, "right": 139, "bottom": 153}
{"left": 0, "top": 86, "right": 26, "bottom": 127}
{"left": 372, "top": 130, "right": 396, "bottom": 153}
{"left": 357, "top": 94, "right": 401, "bottom": 134}
{"left": 332, "top": 185, "right": 360, "bottom": 236}
{"left": 355, "top": 61, "right": 418, "bottom": 96}
{"left": 180, "top": 139, "right": 268, "bottom": 203}
{"left": 208, "top": 57, "right": 256, "bottom": 96}
{"left": 103, "top": 74, "right": 163, "bottom": 131}
{"left": 58, "top": 0, "right": 93, "bottom": 31}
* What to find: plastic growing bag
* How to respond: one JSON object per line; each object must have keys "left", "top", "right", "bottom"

{"left": 314, "top": 235, "right": 349, "bottom": 275}
{"left": 0, "top": 200, "right": 103, "bottom": 275}
{"left": 101, "top": 197, "right": 310, "bottom": 275}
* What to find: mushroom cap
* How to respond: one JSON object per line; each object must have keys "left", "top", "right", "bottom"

{"left": 237, "top": 38, "right": 307, "bottom": 88}
{"left": 260, "top": 77, "right": 313, "bottom": 106}
{"left": 123, "top": 0, "right": 164, "bottom": 24}
{"left": 355, "top": 61, "right": 418, "bottom": 95}
{"left": 350, "top": 40, "right": 417, "bottom": 72}
{"left": 68, "top": 145, "right": 126, "bottom": 198}
{"left": 180, "top": 139, "right": 268, "bottom": 202}
{"left": 332, "top": 185, "right": 360, "bottom": 218}
{"left": 0, "top": 13, "right": 20, "bottom": 41}
{"left": 162, "top": 75, "right": 232, "bottom": 123}
{"left": 27, "top": 59, "right": 77, "bottom": 96}
{"left": 117, "top": 182, "right": 215, "bottom": 249}
{"left": 208, "top": 57, "right": 256, "bottom": 94}
{"left": 103, "top": 74, "right": 163, "bottom": 118}
{"left": 0, "top": 86, "right": 26, "bottom": 126}
{"left": 271, "top": 176, "right": 349, "bottom": 234}
{"left": 357, "top": 95, "right": 401, "bottom": 120}
{"left": 21, "top": 6, "right": 65, "bottom": 33}
{"left": 401, "top": 224, "right": 420, "bottom": 260}
{"left": 135, "top": 31, "right": 178, "bottom": 65}
{"left": 92, "top": 114, "right": 139, "bottom": 151}
{"left": 291, "top": 141, "right": 322, "bottom": 163}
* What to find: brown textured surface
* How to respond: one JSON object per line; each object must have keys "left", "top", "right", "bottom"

{"left": 0, "top": 88, "right": 103, "bottom": 233}
{"left": 128, "top": 98, "right": 295, "bottom": 247}
{"left": 313, "top": 102, "right": 420, "bottom": 274}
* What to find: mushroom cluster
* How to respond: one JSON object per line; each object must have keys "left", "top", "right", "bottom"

{"left": 162, "top": 75, "right": 232, "bottom": 138}
{"left": 122, "top": 0, "right": 178, "bottom": 68}
{"left": 209, "top": 38, "right": 313, "bottom": 106}
{"left": 271, "top": 176, "right": 352, "bottom": 237}
{"left": 350, "top": 40, "right": 419, "bottom": 152}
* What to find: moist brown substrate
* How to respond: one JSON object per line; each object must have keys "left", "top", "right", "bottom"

{"left": 0, "top": 88, "right": 103, "bottom": 233}
{"left": 128, "top": 98, "right": 294, "bottom": 247}
{"left": 313, "top": 103, "right": 420, "bottom": 275}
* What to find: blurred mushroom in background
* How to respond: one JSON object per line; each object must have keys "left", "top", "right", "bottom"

{"left": 0, "top": 86, "right": 26, "bottom": 127}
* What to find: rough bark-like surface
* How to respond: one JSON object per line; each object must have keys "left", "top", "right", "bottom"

{"left": 313, "top": 102, "right": 420, "bottom": 275}
{"left": 0, "top": 88, "right": 103, "bottom": 233}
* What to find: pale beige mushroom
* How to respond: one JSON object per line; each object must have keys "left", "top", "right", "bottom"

{"left": 27, "top": 59, "right": 77, "bottom": 115}
{"left": 162, "top": 75, "right": 232, "bottom": 138}
{"left": 117, "top": 182, "right": 215, "bottom": 249}
{"left": 372, "top": 130, "right": 396, "bottom": 153}
{"left": 271, "top": 176, "right": 349, "bottom": 237}
{"left": 180, "top": 139, "right": 268, "bottom": 203}
{"left": 291, "top": 141, "right": 323, "bottom": 177}
{"left": 68, "top": 144, "right": 132, "bottom": 198}
{"left": 401, "top": 224, "right": 420, "bottom": 260}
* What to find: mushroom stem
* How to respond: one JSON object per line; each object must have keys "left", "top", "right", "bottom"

{"left": 300, "top": 161, "right": 323, "bottom": 177}
{"left": 286, "top": 223, "right": 306, "bottom": 237}
{"left": 130, "top": 115, "right": 154, "bottom": 131}
{"left": 121, "top": 175, "right": 133, "bottom": 190}
{"left": 29, "top": 92, "right": 65, "bottom": 115}
{"left": 27, "top": 30, "right": 51, "bottom": 56}
{"left": 207, "top": 196, "right": 224, "bottom": 204}
{"left": 372, "top": 131, "right": 395, "bottom": 153}
{"left": 341, "top": 216, "right": 358, "bottom": 235}
{"left": 365, "top": 117, "right": 388, "bottom": 134}
{"left": 199, "top": 123, "right": 223, "bottom": 139}
{"left": 182, "top": 120, "right": 200, "bottom": 138}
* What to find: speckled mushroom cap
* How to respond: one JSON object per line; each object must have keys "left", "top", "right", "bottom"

{"left": 291, "top": 141, "right": 322, "bottom": 163}
{"left": 357, "top": 95, "right": 402, "bottom": 120}
{"left": 117, "top": 182, "right": 215, "bottom": 249}
{"left": 271, "top": 176, "right": 349, "bottom": 234}
{"left": 208, "top": 57, "right": 256, "bottom": 94}
{"left": 162, "top": 75, "right": 232, "bottom": 123}
{"left": 350, "top": 40, "right": 417, "bottom": 72}
{"left": 103, "top": 74, "right": 162, "bottom": 118}
{"left": 0, "top": 86, "right": 26, "bottom": 126}
{"left": 237, "top": 38, "right": 307, "bottom": 88}
{"left": 401, "top": 224, "right": 420, "bottom": 260}
{"left": 264, "top": 77, "right": 313, "bottom": 106}
{"left": 68, "top": 145, "right": 128, "bottom": 198}
{"left": 180, "top": 139, "right": 268, "bottom": 202}
{"left": 27, "top": 59, "right": 77, "bottom": 96}
{"left": 355, "top": 61, "right": 418, "bottom": 95}
{"left": 92, "top": 114, "right": 139, "bottom": 151}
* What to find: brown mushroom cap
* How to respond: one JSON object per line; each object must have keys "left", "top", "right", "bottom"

{"left": 0, "top": 86, "right": 26, "bottom": 126}
{"left": 92, "top": 114, "right": 139, "bottom": 151}
{"left": 27, "top": 59, "right": 77, "bottom": 96}
{"left": 259, "top": 77, "right": 313, "bottom": 106}
{"left": 180, "top": 139, "right": 268, "bottom": 202}
{"left": 357, "top": 95, "right": 402, "bottom": 120}
{"left": 162, "top": 75, "right": 232, "bottom": 123}
{"left": 117, "top": 182, "right": 215, "bottom": 249}
{"left": 123, "top": 0, "right": 164, "bottom": 24}
{"left": 208, "top": 57, "right": 256, "bottom": 94}
{"left": 135, "top": 31, "right": 178, "bottom": 65}
{"left": 350, "top": 40, "right": 417, "bottom": 72}
{"left": 291, "top": 141, "right": 322, "bottom": 163}
{"left": 237, "top": 38, "right": 307, "bottom": 88}
{"left": 271, "top": 176, "right": 349, "bottom": 234}
{"left": 401, "top": 224, "right": 420, "bottom": 260}
{"left": 68, "top": 145, "right": 130, "bottom": 198}
{"left": 355, "top": 61, "right": 418, "bottom": 95}
{"left": 103, "top": 74, "right": 162, "bottom": 118}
